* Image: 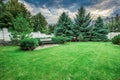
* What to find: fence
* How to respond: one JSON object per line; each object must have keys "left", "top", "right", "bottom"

{"left": 107, "top": 32, "right": 120, "bottom": 39}
{"left": 0, "top": 28, "right": 11, "bottom": 42}
{"left": 0, "top": 28, "right": 54, "bottom": 42}
{"left": 0, "top": 28, "right": 120, "bottom": 42}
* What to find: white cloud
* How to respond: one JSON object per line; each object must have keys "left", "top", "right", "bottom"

{"left": 19, "top": 0, "right": 76, "bottom": 24}
{"left": 19, "top": 0, "right": 117, "bottom": 24}
{"left": 86, "top": 7, "right": 114, "bottom": 19}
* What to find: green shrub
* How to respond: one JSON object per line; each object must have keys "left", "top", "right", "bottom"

{"left": 77, "top": 34, "right": 84, "bottom": 41}
{"left": 35, "top": 38, "right": 42, "bottom": 45}
{"left": 20, "top": 38, "right": 39, "bottom": 51}
{"left": 112, "top": 35, "right": 120, "bottom": 45}
{"left": 52, "top": 36, "right": 68, "bottom": 44}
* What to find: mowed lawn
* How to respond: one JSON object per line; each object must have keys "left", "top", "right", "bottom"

{"left": 0, "top": 42, "right": 120, "bottom": 80}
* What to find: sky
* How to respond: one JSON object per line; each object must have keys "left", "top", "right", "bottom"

{"left": 19, "top": 0, "right": 120, "bottom": 24}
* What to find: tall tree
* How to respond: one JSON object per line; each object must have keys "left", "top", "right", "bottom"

{"left": 0, "top": 0, "right": 13, "bottom": 28}
{"left": 0, "top": 0, "right": 30, "bottom": 29}
{"left": 48, "top": 24, "right": 56, "bottom": 34}
{"left": 6, "top": 0, "right": 30, "bottom": 18}
{"left": 107, "top": 14, "right": 120, "bottom": 32}
{"left": 0, "top": 0, "right": 4, "bottom": 13}
{"left": 74, "top": 6, "right": 92, "bottom": 41}
{"left": 54, "top": 12, "right": 74, "bottom": 38}
{"left": 0, "top": 11, "right": 13, "bottom": 28}
{"left": 91, "top": 17, "right": 108, "bottom": 41}
{"left": 31, "top": 12, "right": 48, "bottom": 33}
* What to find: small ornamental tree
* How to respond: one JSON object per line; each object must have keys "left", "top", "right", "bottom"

{"left": 91, "top": 17, "right": 108, "bottom": 41}
{"left": 54, "top": 12, "right": 74, "bottom": 39}
{"left": 10, "top": 13, "right": 33, "bottom": 45}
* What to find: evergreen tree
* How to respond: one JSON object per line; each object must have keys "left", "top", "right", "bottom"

{"left": 10, "top": 13, "right": 33, "bottom": 44}
{"left": 54, "top": 12, "right": 74, "bottom": 38}
{"left": 91, "top": 17, "right": 108, "bottom": 41}
{"left": 114, "top": 14, "right": 120, "bottom": 32}
{"left": 0, "top": 1, "right": 13, "bottom": 28}
{"left": 31, "top": 12, "right": 48, "bottom": 33}
{"left": 6, "top": 0, "right": 30, "bottom": 18}
{"left": 0, "top": 0, "right": 30, "bottom": 29}
{"left": 0, "top": 0, "right": 4, "bottom": 13}
{"left": 107, "top": 14, "right": 120, "bottom": 32}
{"left": 48, "top": 24, "right": 56, "bottom": 34}
{"left": 0, "top": 11, "right": 13, "bottom": 28}
{"left": 74, "top": 6, "right": 92, "bottom": 41}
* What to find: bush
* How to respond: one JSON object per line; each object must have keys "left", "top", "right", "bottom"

{"left": 20, "top": 38, "right": 39, "bottom": 51}
{"left": 35, "top": 38, "right": 42, "bottom": 45}
{"left": 112, "top": 35, "right": 120, "bottom": 45}
{"left": 52, "top": 36, "right": 68, "bottom": 44}
{"left": 77, "top": 34, "right": 84, "bottom": 41}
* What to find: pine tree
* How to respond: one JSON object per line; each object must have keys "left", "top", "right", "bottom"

{"left": 54, "top": 12, "right": 74, "bottom": 38}
{"left": 74, "top": 6, "right": 92, "bottom": 41}
{"left": 91, "top": 17, "right": 108, "bottom": 41}
{"left": 31, "top": 12, "right": 48, "bottom": 33}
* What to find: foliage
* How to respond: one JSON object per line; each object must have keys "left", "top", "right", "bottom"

{"left": 10, "top": 13, "right": 33, "bottom": 45}
{"left": 20, "top": 38, "right": 39, "bottom": 51}
{"left": 74, "top": 6, "right": 92, "bottom": 41}
{"left": 77, "top": 33, "right": 84, "bottom": 41}
{"left": 48, "top": 24, "right": 56, "bottom": 34}
{"left": 106, "top": 14, "right": 120, "bottom": 32}
{"left": 0, "top": 0, "right": 30, "bottom": 29}
{"left": 54, "top": 12, "right": 74, "bottom": 39}
{"left": 112, "top": 34, "right": 120, "bottom": 45}
{"left": 0, "top": 1, "right": 13, "bottom": 28}
{"left": 0, "top": 11, "right": 13, "bottom": 28}
{"left": 91, "top": 17, "right": 108, "bottom": 41}
{"left": 0, "top": 0, "right": 4, "bottom": 13}
{"left": 6, "top": 0, "right": 30, "bottom": 18}
{"left": 52, "top": 36, "right": 68, "bottom": 44}
{"left": 31, "top": 12, "right": 48, "bottom": 33}
{"left": 35, "top": 38, "right": 42, "bottom": 45}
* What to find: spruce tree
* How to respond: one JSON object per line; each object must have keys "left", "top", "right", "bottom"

{"left": 54, "top": 12, "right": 74, "bottom": 38}
{"left": 74, "top": 6, "right": 92, "bottom": 41}
{"left": 91, "top": 17, "right": 108, "bottom": 41}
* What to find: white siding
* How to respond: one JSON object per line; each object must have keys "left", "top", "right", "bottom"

{"left": 107, "top": 32, "right": 120, "bottom": 39}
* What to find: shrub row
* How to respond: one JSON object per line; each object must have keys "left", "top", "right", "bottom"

{"left": 52, "top": 36, "right": 69, "bottom": 44}
{"left": 20, "top": 38, "right": 41, "bottom": 51}
{"left": 112, "top": 35, "right": 120, "bottom": 45}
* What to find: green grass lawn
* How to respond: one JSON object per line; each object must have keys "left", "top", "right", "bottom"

{"left": 0, "top": 42, "right": 120, "bottom": 80}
